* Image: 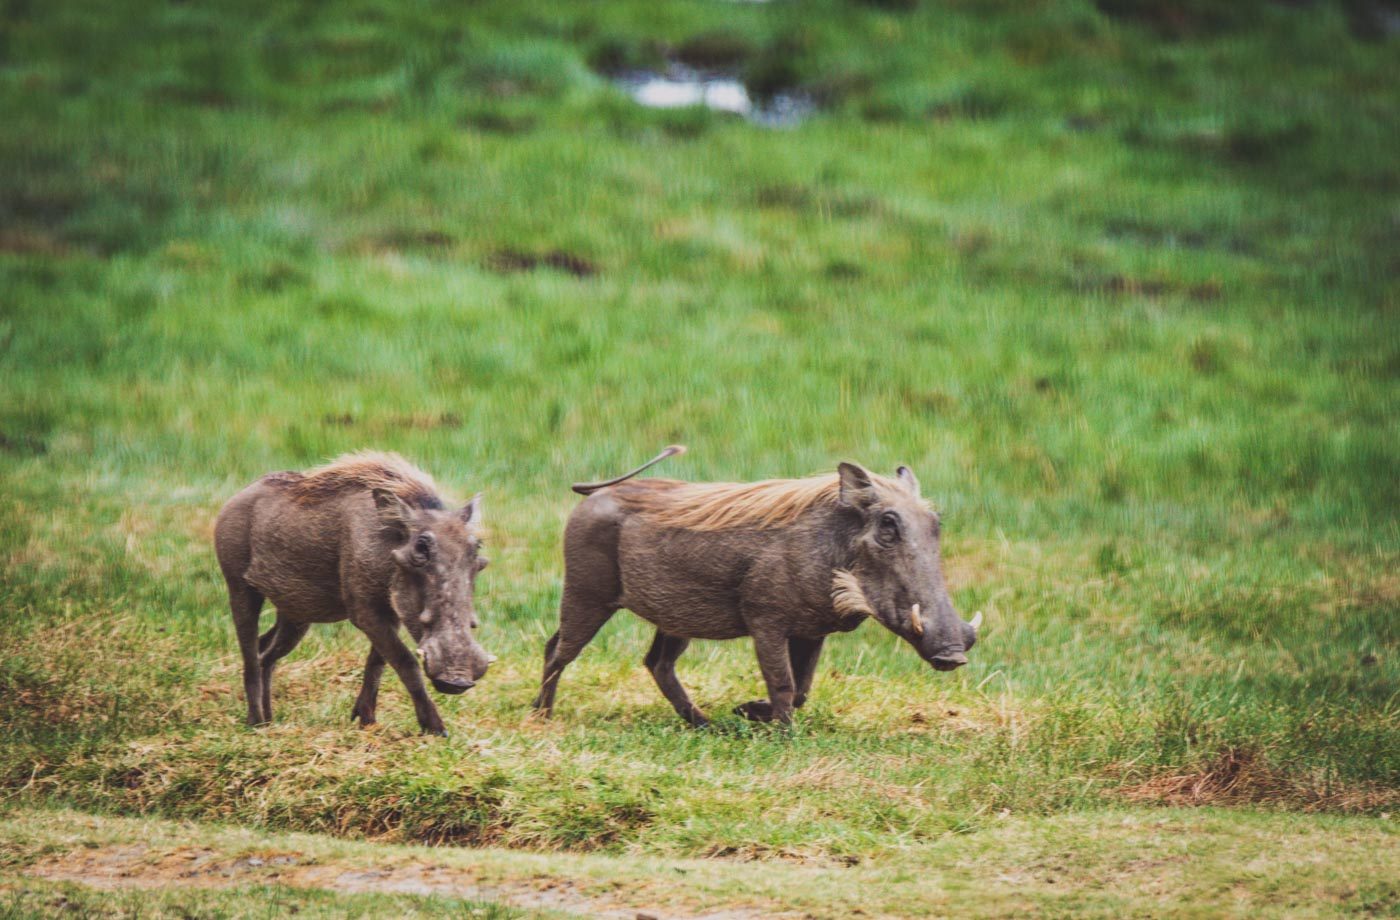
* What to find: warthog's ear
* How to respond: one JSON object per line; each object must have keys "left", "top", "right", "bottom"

{"left": 895, "top": 465, "right": 920, "bottom": 498}
{"left": 837, "top": 462, "right": 878, "bottom": 510}
{"left": 460, "top": 492, "right": 483, "bottom": 525}
{"left": 372, "top": 488, "right": 411, "bottom": 534}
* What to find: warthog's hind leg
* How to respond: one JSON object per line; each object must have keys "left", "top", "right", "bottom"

{"left": 532, "top": 588, "right": 615, "bottom": 716}
{"left": 226, "top": 578, "right": 267, "bottom": 726}
{"left": 644, "top": 630, "right": 708, "bottom": 727}
{"left": 257, "top": 616, "right": 309, "bottom": 723}
{"left": 351, "top": 648, "right": 385, "bottom": 726}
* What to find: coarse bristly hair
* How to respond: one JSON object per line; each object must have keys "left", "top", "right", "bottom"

{"left": 831, "top": 569, "right": 875, "bottom": 619}
{"left": 610, "top": 472, "right": 913, "bottom": 532}
{"left": 273, "top": 451, "right": 446, "bottom": 509}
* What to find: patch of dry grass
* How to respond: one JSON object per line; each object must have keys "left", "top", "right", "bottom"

{"left": 1119, "top": 746, "right": 1400, "bottom": 813}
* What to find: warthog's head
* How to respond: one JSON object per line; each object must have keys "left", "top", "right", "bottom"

{"left": 373, "top": 489, "right": 494, "bottom": 694}
{"left": 832, "top": 463, "right": 980, "bottom": 672}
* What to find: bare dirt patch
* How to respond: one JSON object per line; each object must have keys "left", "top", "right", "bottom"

{"left": 26, "top": 843, "right": 768, "bottom": 919}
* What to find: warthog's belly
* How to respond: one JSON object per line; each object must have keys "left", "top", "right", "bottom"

{"left": 615, "top": 518, "right": 757, "bottom": 640}
{"left": 244, "top": 564, "right": 348, "bottom": 624}
{"left": 622, "top": 596, "right": 750, "bottom": 640}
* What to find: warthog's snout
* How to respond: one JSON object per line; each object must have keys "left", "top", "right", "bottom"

{"left": 431, "top": 676, "right": 475, "bottom": 695}
{"left": 930, "top": 651, "right": 968, "bottom": 671}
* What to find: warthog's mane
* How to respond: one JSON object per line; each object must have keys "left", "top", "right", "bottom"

{"left": 273, "top": 451, "right": 445, "bottom": 509}
{"left": 611, "top": 473, "right": 906, "bottom": 532}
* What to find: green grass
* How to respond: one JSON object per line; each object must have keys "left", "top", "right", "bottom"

{"left": 1, "top": 0, "right": 1397, "bottom": 911}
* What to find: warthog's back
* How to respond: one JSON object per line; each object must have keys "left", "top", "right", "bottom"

{"left": 215, "top": 453, "right": 446, "bottom": 622}
{"left": 567, "top": 476, "right": 857, "bottom": 640}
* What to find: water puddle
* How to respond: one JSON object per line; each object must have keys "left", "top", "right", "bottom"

{"left": 615, "top": 67, "right": 812, "bottom": 127}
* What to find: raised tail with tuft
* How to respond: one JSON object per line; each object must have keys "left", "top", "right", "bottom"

{"left": 571, "top": 445, "right": 686, "bottom": 495}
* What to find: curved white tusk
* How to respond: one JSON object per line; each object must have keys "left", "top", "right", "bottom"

{"left": 910, "top": 603, "right": 923, "bottom": 637}
{"left": 485, "top": 653, "right": 498, "bottom": 664}
{"left": 970, "top": 611, "right": 983, "bottom": 632}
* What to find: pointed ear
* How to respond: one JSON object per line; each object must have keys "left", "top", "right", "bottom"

{"left": 460, "top": 492, "right": 483, "bottom": 525}
{"left": 372, "top": 488, "right": 411, "bottom": 534}
{"left": 895, "top": 465, "right": 920, "bottom": 498}
{"left": 837, "top": 462, "right": 877, "bottom": 510}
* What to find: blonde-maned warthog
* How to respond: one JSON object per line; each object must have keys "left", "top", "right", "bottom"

{"left": 215, "top": 452, "right": 493, "bottom": 735}
{"left": 533, "top": 446, "right": 981, "bottom": 726}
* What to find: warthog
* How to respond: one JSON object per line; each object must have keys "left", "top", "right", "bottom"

{"left": 533, "top": 446, "right": 981, "bottom": 726}
{"left": 215, "top": 452, "right": 493, "bottom": 735}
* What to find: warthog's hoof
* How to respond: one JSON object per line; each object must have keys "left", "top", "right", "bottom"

{"left": 683, "top": 708, "right": 710, "bottom": 729}
{"left": 734, "top": 700, "right": 773, "bottom": 722}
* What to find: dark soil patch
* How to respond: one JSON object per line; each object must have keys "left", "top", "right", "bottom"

{"left": 362, "top": 230, "right": 457, "bottom": 253}
{"left": 460, "top": 109, "right": 537, "bottom": 135}
{"left": 674, "top": 31, "right": 757, "bottom": 71}
{"left": 1081, "top": 274, "right": 1222, "bottom": 301}
{"left": 323, "top": 412, "right": 463, "bottom": 430}
{"left": 0, "top": 431, "right": 48, "bottom": 455}
{"left": 0, "top": 228, "right": 72, "bottom": 256}
{"left": 1094, "top": 0, "right": 1265, "bottom": 38}
{"left": 486, "top": 249, "right": 597, "bottom": 278}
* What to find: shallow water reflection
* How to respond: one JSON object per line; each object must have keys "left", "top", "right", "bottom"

{"left": 616, "top": 68, "right": 812, "bottom": 127}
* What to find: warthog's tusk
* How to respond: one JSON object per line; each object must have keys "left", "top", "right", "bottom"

{"left": 970, "top": 611, "right": 983, "bottom": 632}
{"left": 485, "top": 653, "right": 498, "bottom": 664}
{"left": 910, "top": 603, "right": 923, "bottom": 637}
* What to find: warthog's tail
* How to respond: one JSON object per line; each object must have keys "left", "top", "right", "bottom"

{"left": 571, "top": 445, "right": 686, "bottom": 495}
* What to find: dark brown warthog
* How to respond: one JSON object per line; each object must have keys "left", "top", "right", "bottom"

{"left": 533, "top": 446, "right": 982, "bottom": 726}
{"left": 215, "top": 452, "right": 493, "bottom": 735}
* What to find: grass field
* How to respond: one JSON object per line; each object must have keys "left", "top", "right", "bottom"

{"left": 2, "top": 0, "right": 1398, "bottom": 915}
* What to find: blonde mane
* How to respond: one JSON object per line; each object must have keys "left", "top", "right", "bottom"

{"left": 613, "top": 472, "right": 905, "bottom": 532}
{"left": 279, "top": 451, "right": 444, "bottom": 509}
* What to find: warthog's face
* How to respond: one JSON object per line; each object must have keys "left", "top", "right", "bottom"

{"left": 836, "top": 463, "right": 980, "bottom": 672}
{"left": 374, "top": 489, "right": 494, "bottom": 694}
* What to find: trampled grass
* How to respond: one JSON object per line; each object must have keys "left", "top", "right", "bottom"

{"left": 1, "top": 0, "right": 1397, "bottom": 911}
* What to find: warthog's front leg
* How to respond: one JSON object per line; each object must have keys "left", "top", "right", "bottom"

{"left": 739, "top": 637, "right": 825, "bottom": 720}
{"left": 790, "top": 637, "right": 824, "bottom": 709}
{"left": 737, "top": 626, "right": 796, "bottom": 724}
{"left": 357, "top": 612, "right": 447, "bottom": 736}
{"left": 350, "top": 647, "right": 385, "bottom": 726}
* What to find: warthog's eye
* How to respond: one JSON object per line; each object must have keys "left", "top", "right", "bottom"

{"left": 411, "top": 533, "right": 435, "bottom": 566}
{"left": 877, "top": 511, "right": 902, "bottom": 546}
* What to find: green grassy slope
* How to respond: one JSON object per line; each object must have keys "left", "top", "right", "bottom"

{"left": 1, "top": 0, "right": 1396, "bottom": 870}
